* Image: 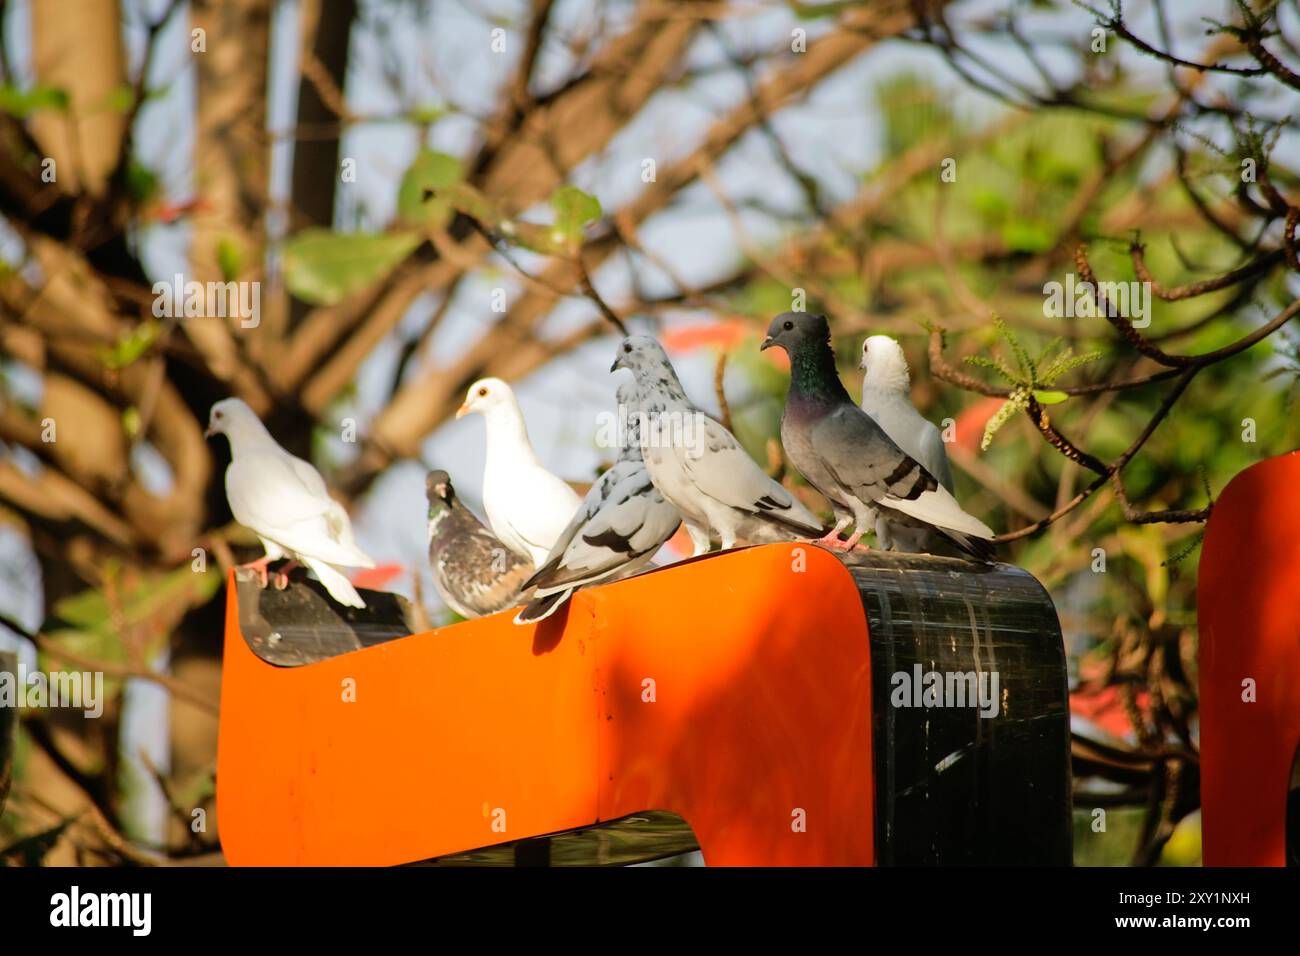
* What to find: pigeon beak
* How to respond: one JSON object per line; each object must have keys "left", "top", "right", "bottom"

{"left": 203, "top": 424, "right": 215, "bottom": 438}
{"left": 609, "top": 358, "right": 622, "bottom": 373}
{"left": 454, "top": 402, "right": 471, "bottom": 419}
{"left": 759, "top": 336, "right": 774, "bottom": 351}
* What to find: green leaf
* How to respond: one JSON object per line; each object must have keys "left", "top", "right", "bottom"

{"left": 994, "top": 315, "right": 1034, "bottom": 379}
{"left": 437, "top": 181, "right": 500, "bottom": 227}
{"left": 1039, "top": 348, "right": 1102, "bottom": 385}
{"left": 1001, "top": 219, "right": 1055, "bottom": 254}
{"left": 980, "top": 398, "right": 1020, "bottom": 451}
{"left": 216, "top": 237, "right": 243, "bottom": 282}
{"left": 122, "top": 406, "right": 142, "bottom": 439}
{"left": 963, "top": 354, "right": 1019, "bottom": 382}
{"left": 281, "top": 229, "right": 421, "bottom": 305}
{"left": 872, "top": 73, "right": 956, "bottom": 159}
{"left": 550, "top": 185, "right": 601, "bottom": 249}
{"left": 397, "top": 150, "right": 463, "bottom": 227}
{"left": 102, "top": 85, "right": 136, "bottom": 113}
{"left": 44, "top": 564, "right": 222, "bottom": 701}
{"left": 125, "top": 160, "right": 161, "bottom": 205}
{"left": 971, "top": 187, "right": 1010, "bottom": 220}
{"left": 0, "top": 84, "right": 69, "bottom": 118}
{"left": 1036, "top": 335, "right": 1064, "bottom": 365}
{"left": 1032, "top": 390, "right": 1068, "bottom": 405}
{"left": 408, "top": 104, "right": 448, "bottom": 125}
{"left": 99, "top": 321, "right": 161, "bottom": 370}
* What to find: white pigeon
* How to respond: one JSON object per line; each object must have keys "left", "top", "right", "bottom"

{"left": 859, "top": 334, "right": 955, "bottom": 553}
{"left": 514, "top": 382, "right": 681, "bottom": 624}
{"left": 611, "top": 334, "right": 825, "bottom": 554}
{"left": 456, "top": 377, "right": 582, "bottom": 568}
{"left": 206, "top": 398, "right": 375, "bottom": 609}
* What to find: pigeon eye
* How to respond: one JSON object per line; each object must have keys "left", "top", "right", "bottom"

{"left": 623, "top": 343, "right": 632, "bottom": 353}
{"left": 477, "top": 386, "right": 488, "bottom": 397}
{"left": 783, "top": 321, "right": 793, "bottom": 331}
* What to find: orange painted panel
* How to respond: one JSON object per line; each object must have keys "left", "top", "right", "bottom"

{"left": 217, "top": 543, "right": 875, "bottom": 866}
{"left": 1198, "top": 450, "right": 1300, "bottom": 866}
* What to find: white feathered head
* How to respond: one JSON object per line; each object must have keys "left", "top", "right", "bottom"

{"left": 860, "top": 335, "right": 911, "bottom": 394}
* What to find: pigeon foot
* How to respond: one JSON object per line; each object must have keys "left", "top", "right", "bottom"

{"left": 273, "top": 560, "right": 300, "bottom": 589}
{"left": 814, "top": 530, "right": 849, "bottom": 550}
{"left": 843, "top": 530, "right": 868, "bottom": 551}
{"left": 239, "top": 556, "right": 275, "bottom": 588}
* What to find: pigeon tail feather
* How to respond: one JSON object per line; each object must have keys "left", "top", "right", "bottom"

{"left": 302, "top": 557, "right": 366, "bottom": 609}
{"left": 938, "top": 529, "right": 997, "bottom": 563}
{"left": 746, "top": 508, "right": 830, "bottom": 541}
{"left": 514, "top": 588, "right": 572, "bottom": 625}
{"left": 882, "top": 485, "right": 995, "bottom": 540}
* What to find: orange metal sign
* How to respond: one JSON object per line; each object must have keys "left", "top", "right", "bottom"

{"left": 1198, "top": 450, "right": 1300, "bottom": 866}
{"left": 217, "top": 543, "right": 875, "bottom": 866}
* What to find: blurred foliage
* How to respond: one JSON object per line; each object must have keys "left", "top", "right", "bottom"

{"left": 708, "top": 43, "right": 1298, "bottom": 866}
{"left": 43, "top": 564, "right": 221, "bottom": 703}
{"left": 282, "top": 229, "right": 423, "bottom": 305}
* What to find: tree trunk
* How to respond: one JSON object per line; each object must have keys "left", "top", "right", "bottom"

{"left": 29, "top": 0, "right": 126, "bottom": 197}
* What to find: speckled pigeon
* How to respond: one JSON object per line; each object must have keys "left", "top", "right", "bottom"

{"left": 426, "top": 470, "right": 534, "bottom": 619}
{"left": 514, "top": 383, "right": 681, "bottom": 624}
{"left": 611, "top": 334, "right": 825, "bottom": 554}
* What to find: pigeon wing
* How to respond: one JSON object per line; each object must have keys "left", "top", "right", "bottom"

{"left": 529, "top": 470, "right": 679, "bottom": 591}
{"left": 437, "top": 528, "right": 533, "bottom": 618}
{"left": 674, "top": 416, "right": 820, "bottom": 530}
{"left": 534, "top": 464, "right": 623, "bottom": 571}
{"left": 810, "top": 404, "right": 991, "bottom": 539}
{"left": 916, "top": 419, "right": 955, "bottom": 493}
{"left": 227, "top": 450, "right": 373, "bottom": 566}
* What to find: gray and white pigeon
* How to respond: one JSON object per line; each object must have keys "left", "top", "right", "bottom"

{"left": 611, "top": 334, "right": 825, "bottom": 553}
{"left": 859, "top": 334, "right": 955, "bottom": 553}
{"left": 206, "top": 398, "right": 376, "bottom": 608}
{"left": 456, "top": 377, "right": 583, "bottom": 568}
{"left": 761, "top": 313, "right": 995, "bottom": 561}
{"left": 514, "top": 383, "right": 681, "bottom": 625}
{"left": 426, "top": 470, "right": 534, "bottom": 619}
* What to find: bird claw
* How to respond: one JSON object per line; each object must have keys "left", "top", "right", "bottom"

{"left": 272, "top": 560, "right": 299, "bottom": 590}
{"left": 813, "top": 531, "right": 849, "bottom": 550}
{"left": 237, "top": 557, "right": 273, "bottom": 588}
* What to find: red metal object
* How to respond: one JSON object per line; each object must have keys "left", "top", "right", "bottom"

{"left": 1198, "top": 450, "right": 1300, "bottom": 866}
{"left": 217, "top": 544, "right": 875, "bottom": 866}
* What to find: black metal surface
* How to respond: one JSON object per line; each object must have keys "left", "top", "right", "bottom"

{"left": 422, "top": 811, "right": 699, "bottom": 867}
{"left": 233, "top": 568, "right": 417, "bottom": 666}
{"left": 838, "top": 550, "right": 1071, "bottom": 865}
